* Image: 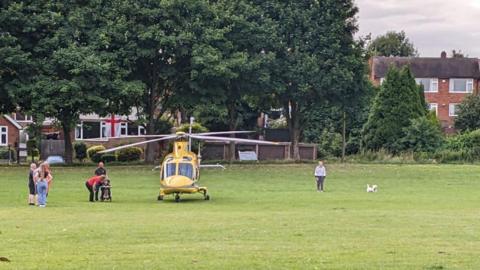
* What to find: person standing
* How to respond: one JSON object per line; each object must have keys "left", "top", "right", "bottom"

{"left": 35, "top": 163, "right": 52, "bottom": 207}
{"left": 43, "top": 162, "right": 53, "bottom": 196}
{"left": 94, "top": 161, "right": 107, "bottom": 176}
{"left": 85, "top": 175, "right": 106, "bottom": 202}
{"left": 27, "top": 163, "right": 37, "bottom": 206}
{"left": 314, "top": 161, "right": 327, "bottom": 192}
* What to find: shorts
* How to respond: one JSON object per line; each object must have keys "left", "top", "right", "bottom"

{"left": 28, "top": 183, "right": 36, "bottom": 195}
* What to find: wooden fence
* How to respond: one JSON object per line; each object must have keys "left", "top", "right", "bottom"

{"left": 201, "top": 141, "right": 317, "bottom": 160}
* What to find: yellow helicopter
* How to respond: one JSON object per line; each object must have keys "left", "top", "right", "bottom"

{"left": 96, "top": 130, "right": 277, "bottom": 202}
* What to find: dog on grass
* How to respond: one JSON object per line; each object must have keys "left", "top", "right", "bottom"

{"left": 366, "top": 184, "right": 378, "bottom": 193}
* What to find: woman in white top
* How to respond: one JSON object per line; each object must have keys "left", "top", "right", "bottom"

{"left": 314, "top": 161, "right": 326, "bottom": 192}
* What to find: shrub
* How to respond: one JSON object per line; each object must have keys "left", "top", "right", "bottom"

{"left": 402, "top": 117, "right": 444, "bottom": 153}
{"left": 433, "top": 149, "right": 472, "bottom": 163}
{"left": 87, "top": 145, "right": 106, "bottom": 163}
{"left": 317, "top": 128, "right": 342, "bottom": 158}
{"left": 0, "top": 147, "right": 16, "bottom": 161}
{"left": 445, "top": 129, "right": 480, "bottom": 152}
{"left": 101, "top": 154, "right": 117, "bottom": 163}
{"left": 74, "top": 142, "right": 87, "bottom": 162}
{"left": 117, "top": 147, "right": 143, "bottom": 162}
{"left": 26, "top": 139, "right": 39, "bottom": 157}
{"left": 177, "top": 122, "right": 208, "bottom": 134}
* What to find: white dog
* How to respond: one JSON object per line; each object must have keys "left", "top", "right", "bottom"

{"left": 366, "top": 184, "right": 378, "bottom": 193}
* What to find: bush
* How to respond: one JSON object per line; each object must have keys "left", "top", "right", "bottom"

{"left": 26, "top": 139, "right": 39, "bottom": 157}
{"left": 101, "top": 154, "right": 117, "bottom": 163}
{"left": 117, "top": 147, "right": 143, "bottom": 162}
{"left": 446, "top": 129, "right": 480, "bottom": 151}
{"left": 317, "top": 128, "right": 342, "bottom": 158}
{"left": 87, "top": 145, "right": 106, "bottom": 163}
{"left": 177, "top": 122, "right": 208, "bottom": 134}
{"left": 0, "top": 147, "right": 16, "bottom": 161}
{"left": 402, "top": 117, "right": 444, "bottom": 153}
{"left": 433, "top": 149, "right": 473, "bottom": 163}
{"left": 74, "top": 142, "right": 87, "bottom": 162}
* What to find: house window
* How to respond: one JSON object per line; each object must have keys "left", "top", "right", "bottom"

{"left": 0, "top": 126, "right": 7, "bottom": 146}
{"left": 416, "top": 78, "right": 438, "bottom": 92}
{"left": 75, "top": 122, "right": 83, "bottom": 140}
{"left": 449, "top": 79, "right": 474, "bottom": 93}
{"left": 449, "top": 103, "right": 460, "bottom": 116}
{"left": 427, "top": 103, "right": 438, "bottom": 115}
{"left": 82, "top": 122, "right": 101, "bottom": 139}
{"left": 100, "top": 121, "right": 109, "bottom": 138}
{"left": 127, "top": 123, "right": 146, "bottom": 136}
{"left": 120, "top": 122, "right": 128, "bottom": 136}
{"left": 138, "top": 125, "right": 146, "bottom": 135}
{"left": 13, "top": 113, "right": 33, "bottom": 122}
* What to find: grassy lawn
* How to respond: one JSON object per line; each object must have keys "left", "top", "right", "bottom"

{"left": 0, "top": 163, "right": 479, "bottom": 269}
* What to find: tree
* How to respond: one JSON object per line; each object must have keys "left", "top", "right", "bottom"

{"left": 451, "top": 49, "right": 466, "bottom": 58}
{"left": 98, "top": 0, "right": 223, "bottom": 163}
{"left": 455, "top": 94, "right": 480, "bottom": 131}
{"left": 402, "top": 115, "right": 444, "bottom": 153}
{"left": 0, "top": 1, "right": 139, "bottom": 163}
{"left": 362, "top": 66, "right": 426, "bottom": 153}
{"left": 190, "top": 0, "right": 274, "bottom": 160}
{"left": 256, "top": 0, "right": 367, "bottom": 160}
{"left": 367, "top": 31, "right": 418, "bottom": 57}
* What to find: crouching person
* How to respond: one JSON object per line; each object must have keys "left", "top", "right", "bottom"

{"left": 85, "top": 175, "right": 106, "bottom": 202}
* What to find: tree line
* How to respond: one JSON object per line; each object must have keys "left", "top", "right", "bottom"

{"left": 1, "top": 0, "right": 371, "bottom": 163}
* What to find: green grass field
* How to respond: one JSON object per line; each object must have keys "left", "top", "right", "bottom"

{"left": 1, "top": 164, "right": 479, "bottom": 269}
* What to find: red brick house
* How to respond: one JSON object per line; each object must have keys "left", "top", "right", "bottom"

{"left": 0, "top": 115, "right": 23, "bottom": 148}
{"left": 369, "top": 52, "right": 480, "bottom": 133}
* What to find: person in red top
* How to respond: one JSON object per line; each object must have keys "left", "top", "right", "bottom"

{"left": 85, "top": 175, "right": 106, "bottom": 202}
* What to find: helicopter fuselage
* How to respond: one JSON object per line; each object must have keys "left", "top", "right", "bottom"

{"left": 158, "top": 139, "right": 209, "bottom": 201}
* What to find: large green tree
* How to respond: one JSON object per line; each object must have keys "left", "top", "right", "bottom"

{"left": 255, "top": 0, "right": 367, "bottom": 160}
{"left": 0, "top": 1, "right": 139, "bottom": 163}
{"left": 98, "top": 0, "right": 223, "bottom": 162}
{"left": 190, "top": 0, "right": 274, "bottom": 160}
{"left": 367, "top": 31, "right": 418, "bottom": 57}
{"left": 362, "top": 66, "right": 426, "bottom": 153}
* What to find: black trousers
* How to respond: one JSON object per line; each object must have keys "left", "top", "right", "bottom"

{"left": 316, "top": 176, "right": 325, "bottom": 191}
{"left": 85, "top": 182, "right": 100, "bottom": 202}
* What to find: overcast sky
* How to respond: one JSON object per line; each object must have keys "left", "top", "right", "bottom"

{"left": 356, "top": 0, "right": 480, "bottom": 57}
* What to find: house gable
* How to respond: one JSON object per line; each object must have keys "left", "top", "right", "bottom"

{"left": 0, "top": 115, "right": 21, "bottom": 147}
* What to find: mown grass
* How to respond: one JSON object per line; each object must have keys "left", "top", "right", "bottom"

{"left": 0, "top": 164, "right": 479, "bottom": 269}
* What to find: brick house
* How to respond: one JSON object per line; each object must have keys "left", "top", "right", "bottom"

{"left": 0, "top": 115, "right": 23, "bottom": 148}
{"left": 369, "top": 52, "right": 480, "bottom": 133}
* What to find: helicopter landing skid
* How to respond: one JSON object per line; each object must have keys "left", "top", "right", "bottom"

{"left": 158, "top": 187, "right": 209, "bottom": 202}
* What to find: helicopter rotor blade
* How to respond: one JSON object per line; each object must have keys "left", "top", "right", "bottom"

{"left": 190, "top": 134, "right": 279, "bottom": 145}
{"left": 98, "top": 134, "right": 178, "bottom": 154}
{"left": 197, "top": 131, "right": 255, "bottom": 136}
{"left": 81, "top": 134, "right": 172, "bottom": 142}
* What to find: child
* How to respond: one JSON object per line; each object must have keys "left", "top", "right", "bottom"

{"left": 27, "top": 163, "right": 37, "bottom": 206}
{"left": 100, "top": 178, "right": 112, "bottom": 202}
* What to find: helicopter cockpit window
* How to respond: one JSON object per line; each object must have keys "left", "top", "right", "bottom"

{"left": 178, "top": 163, "right": 194, "bottom": 179}
{"left": 164, "top": 163, "right": 177, "bottom": 178}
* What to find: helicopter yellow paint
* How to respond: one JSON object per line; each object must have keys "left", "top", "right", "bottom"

{"left": 157, "top": 135, "right": 209, "bottom": 202}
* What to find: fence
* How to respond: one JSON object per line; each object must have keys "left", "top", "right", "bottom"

{"left": 0, "top": 146, "right": 16, "bottom": 164}
{"left": 41, "top": 140, "right": 65, "bottom": 160}
{"left": 201, "top": 141, "right": 317, "bottom": 160}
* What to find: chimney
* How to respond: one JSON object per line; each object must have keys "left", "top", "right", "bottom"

{"left": 441, "top": 51, "right": 447, "bottom": 58}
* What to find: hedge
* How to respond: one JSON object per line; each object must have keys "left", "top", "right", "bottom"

{"left": 87, "top": 145, "right": 106, "bottom": 163}
{"left": 117, "top": 147, "right": 143, "bottom": 162}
